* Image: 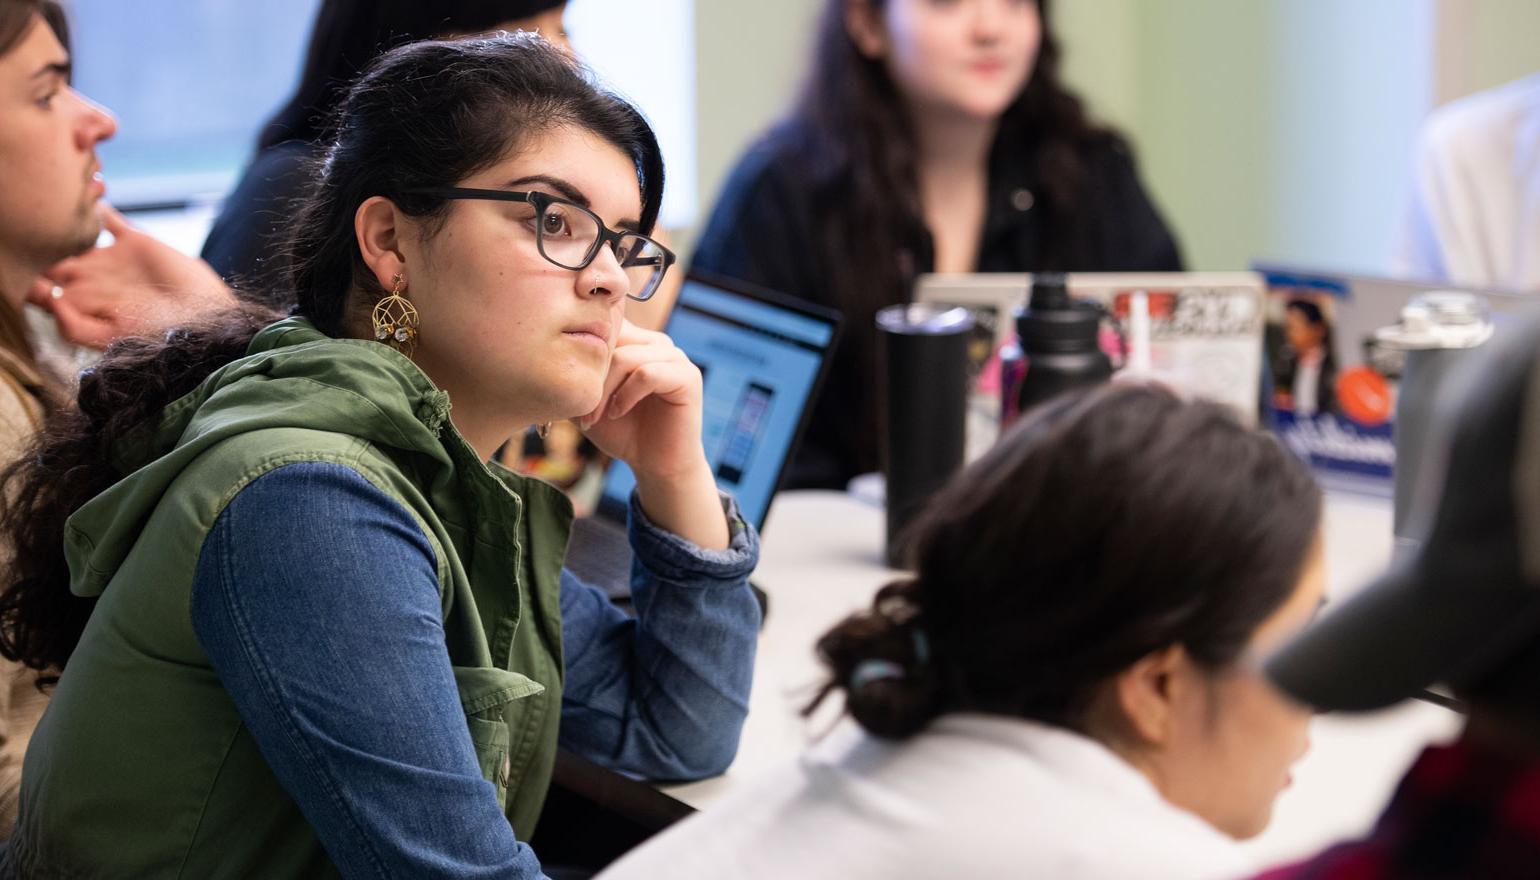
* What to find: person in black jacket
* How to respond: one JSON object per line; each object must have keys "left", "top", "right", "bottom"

{"left": 202, "top": 0, "right": 570, "bottom": 306}
{"left": 693, "top": 0, "right": 1182, "bottom": 489}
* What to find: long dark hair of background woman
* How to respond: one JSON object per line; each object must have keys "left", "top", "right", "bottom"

{"left": 693, "top": 0, "right": 1182, "bottom": 488}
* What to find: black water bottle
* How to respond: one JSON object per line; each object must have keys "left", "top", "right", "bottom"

{"left": 1014, "top": 273, "right": 1112, "bottom": 416}
{"left": 877, "top": 304, "right": 973, "bottom": 568}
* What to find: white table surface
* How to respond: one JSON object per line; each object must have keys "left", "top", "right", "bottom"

{"left": 659, "top": 489, "right": 1461, "bottom": 868}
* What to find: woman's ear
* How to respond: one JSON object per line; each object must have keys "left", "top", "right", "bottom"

{"left": 1111, "top": 644, "right": 1193, "bottom": 748}
{"left": 354, "top": 196, "right": 408, "bottom": 291}
{"left": 844, "top": 0, "right": 887, "bottom": 59}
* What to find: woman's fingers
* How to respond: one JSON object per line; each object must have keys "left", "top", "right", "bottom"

{"left": 97, "top": 202, "right": 136, "bottom": 239}
{"left": 25, "top": 276, "right": 54, "bottom": 308}
{"left": 40, "top": 257, "right": 81, "bottom": 286}
{"left": 581, "top": 333, "right": 692, "bottom": 428}
{"left": 615, "top": 317, "right": 666, "bottom": 348}
{"left": 605, "top": 358, "right": 698, "bottom": 422}
{"left": 48, "top": 276, "right": 131, "bottom": 322}
{"left": 46, "top": 297, "right": 118, "bottom": 350}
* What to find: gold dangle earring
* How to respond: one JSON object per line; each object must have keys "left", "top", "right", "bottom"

{"left": 372, "top": 273, "right": 420, "bottom": 357}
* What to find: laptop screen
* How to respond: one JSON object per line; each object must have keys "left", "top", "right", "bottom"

{"left": 597, "top": 273, "right": 840, "bottom": 530}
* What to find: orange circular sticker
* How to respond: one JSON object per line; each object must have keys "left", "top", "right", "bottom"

{"left": 1336, "top": 365, "right": 1392, "bottom": 426}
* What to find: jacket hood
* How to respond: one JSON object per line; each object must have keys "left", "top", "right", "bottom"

{"left": 65, "top": 317, "right": 465, "bottom": 597}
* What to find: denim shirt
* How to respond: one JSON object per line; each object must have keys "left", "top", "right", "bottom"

{"left": 190, "top": 461, "right": 760, "bottom": 878}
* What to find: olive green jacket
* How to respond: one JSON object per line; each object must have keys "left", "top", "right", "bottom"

{"left": 4, "top": 318, "right": 571, "bottom": 877}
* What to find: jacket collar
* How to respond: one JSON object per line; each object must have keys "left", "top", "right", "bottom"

{"left": 67, "top": 317, "right": 555, "bottom": 598}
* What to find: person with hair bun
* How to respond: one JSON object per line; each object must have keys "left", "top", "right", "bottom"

{"left": 601, "top": 383, "right": 1326, "bottom": 880}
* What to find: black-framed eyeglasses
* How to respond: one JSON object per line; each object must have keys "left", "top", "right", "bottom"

{"left": 407, "top": 187, "right": 675, "bottom": 302}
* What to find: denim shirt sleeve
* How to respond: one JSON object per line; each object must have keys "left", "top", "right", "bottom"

{"left": 189, "top": 462, "right": 548, "bottom": 880}
{"left": 557, "top": 491, "right": 761, "bottom": 781}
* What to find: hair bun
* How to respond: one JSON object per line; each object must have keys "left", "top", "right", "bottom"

{"left": 809, "top": 582, "right": 942, "bottom": 739}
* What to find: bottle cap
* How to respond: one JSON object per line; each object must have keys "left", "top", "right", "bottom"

{"left": 1376, "top": 291, "right": 1493, "bottom": 351}
{"left": 877, "top": 304, "right": 974, "bottom": 336}
{"left": 1016, "top": 274, "right": 1102, "bottom": 352}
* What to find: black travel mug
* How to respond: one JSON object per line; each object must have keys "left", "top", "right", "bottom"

{"left": 878, "top": 304, "right": 974, "bottom": 568}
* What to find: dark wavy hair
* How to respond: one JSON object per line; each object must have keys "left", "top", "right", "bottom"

{"left": 0, "top": 32, "right": 664, "bottom": 680}
{"left": 258, "top": 0, "right": 563, "bottom": 149}
{"left": 777, "top": 0, "right": 1124, "bottom": 479}
{"left": 807, "top": 383, "right": 1323, "bottom": 739}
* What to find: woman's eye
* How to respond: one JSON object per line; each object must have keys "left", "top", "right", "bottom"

{"left": 541, "top": 211, "right": 569, "bottom": 237}
{"left": 36, "top": 90, "right": 57, "bottom": 109}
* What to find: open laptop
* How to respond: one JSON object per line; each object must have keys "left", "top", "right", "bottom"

{"left": 564, "top": 269, "right": 842, "bottom": 600}
{"left": 914, "top": 272, "right": 1269, "bottom": 460}
{"left": 1252, "top": 262, "right": 1532, "bottom": 495}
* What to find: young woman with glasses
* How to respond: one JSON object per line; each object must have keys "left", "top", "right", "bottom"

{"left": 693, "top": 0, "right": 1183, "bottom": 490}
{"left": 0, "top": 34, "right": 759, "bottom": 877}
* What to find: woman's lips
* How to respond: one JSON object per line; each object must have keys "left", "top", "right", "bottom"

{"left": 563, "top": 321, "right": 611, "bottom": 349}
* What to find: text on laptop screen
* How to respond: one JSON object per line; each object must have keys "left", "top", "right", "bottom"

{"left": 601, "top": 279, "right": 835, "bottom": 527}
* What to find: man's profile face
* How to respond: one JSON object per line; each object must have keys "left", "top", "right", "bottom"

{"left": 0, "top": 11, "right": 115, "bottom": 276}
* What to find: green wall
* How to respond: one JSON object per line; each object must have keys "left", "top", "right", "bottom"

{"left": 1057, "top": 0, "right": 1430, "bottom": 273}
{"left": 1060, "top": 1, "right": 1279, "bottom": 271}
{"left": 691, "top": 0, "right": 822, "bottom": 255}
{"left": 1461, "top": 0, "right": 1540, "bottom": 96}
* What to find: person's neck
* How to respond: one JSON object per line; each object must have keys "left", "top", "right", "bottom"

{"left": 410, "top": 369, "right": 527, "bottom": 465}
{"left": 449, "top": 402, "right": 524, "bottom": 465}
{"left": 0, "top": 248, "right": 41, "bottom": 318}
{"left": 420, "top": 364, "right": 543, "bottom": 465}
{"left": 911, "top": 106, "right": 999, "bottom": 191}
{"left": 339, "top": 307, "right": 524, "bottom": 464}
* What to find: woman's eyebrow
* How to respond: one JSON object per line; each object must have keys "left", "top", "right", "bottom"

{"left": 31, "top": 60, "right": 71, "bottom": 83}
{"left": 504, "top": 174, "right": 642, "bottom": 230}
{"left": 506, "top": 174, "right": 588, "bottom": 207}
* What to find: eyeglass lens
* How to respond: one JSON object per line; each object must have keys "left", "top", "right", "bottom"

{"left": 535, "top": 201, "right": 666, "bottom": 300}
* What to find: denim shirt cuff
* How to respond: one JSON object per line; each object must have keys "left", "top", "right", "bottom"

{"left": 626, "top": 490, "right": 759, "bottom": 583}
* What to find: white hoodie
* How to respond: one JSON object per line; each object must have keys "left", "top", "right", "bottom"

{"left": 598, "top": 714, "right": 1254, "bottom": 880}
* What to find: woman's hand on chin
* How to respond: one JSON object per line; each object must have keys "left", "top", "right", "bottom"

{"left": 578, "top": 320, "right": 728, "bottom": 549}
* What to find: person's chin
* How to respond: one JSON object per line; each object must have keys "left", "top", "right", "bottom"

{"left": 556, "top": 384, "right": 606, "bottom": 422}
{"left": 1227, "top": 804, "right": 1275, "bottom": 842}
{"left": 959, "top": 90, "right": 1020, "bottom": 120}
{"left": 70, "top": 218, "right": 103, "bottom": 254}
{"left": 40, "top": 226, "right": 100, "bottom": 267}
